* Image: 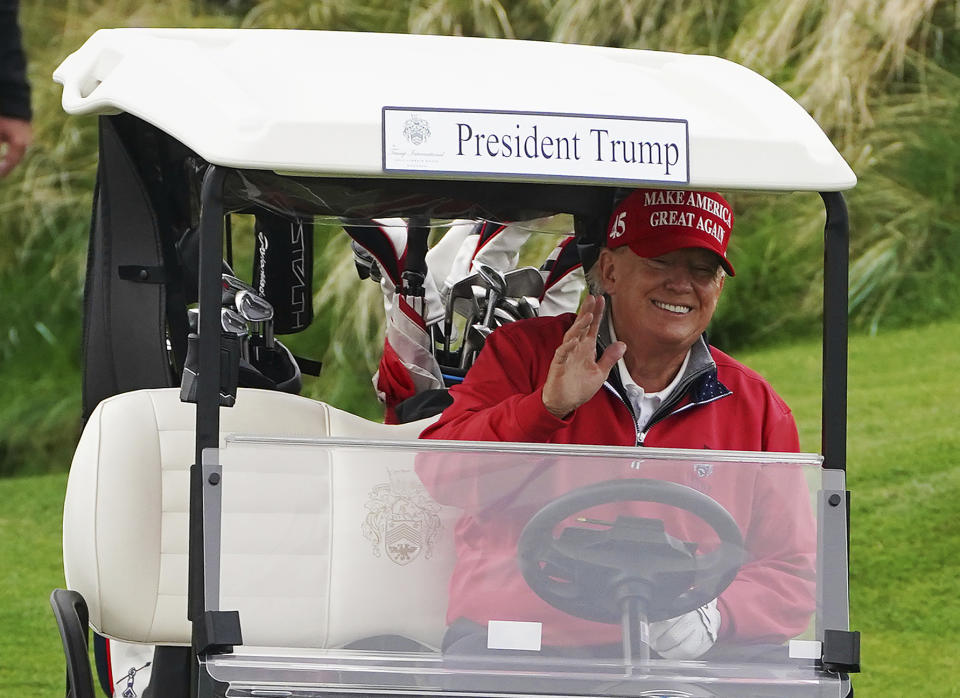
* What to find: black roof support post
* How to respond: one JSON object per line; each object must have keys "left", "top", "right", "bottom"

{"left": 820, "top": 192, "right": 849, "bottom": 472}
{"left": 189, "top": 166, "right": 227, "bottom": 698}
{"left": 194, "top": 166, "right": 228, "bottom": 468}
{"left": 819, "top": 193, "right": 859, "bottom": 683}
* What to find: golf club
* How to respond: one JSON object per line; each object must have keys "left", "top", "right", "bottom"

{"left": 448, "top": 289, "right": 484, "bottom": 354}
{"left": 518, "top": 296, "right": 540, "bottom": 319}
{"left": 460, "top": 323, "right": 493, "bottom": 369}
{"left": 443, "top": 273, "right": 481, "bottom": 354}
{"left": 504, "top": 266, "right": 545, "bottom": 300}
{"left": 492, "top": 306, "right": 518, "bottom": 327}
{"left": 234, "top": 288, "right": 275, "bottom": 349}
{"left": 475, "top": 262, "right": 507, "bottom": 329}
{"left": 220, "top": 307, "right": 250, "bottom": 361}
{"left": 221, "top": 273, "right": 257, "bottom": 305}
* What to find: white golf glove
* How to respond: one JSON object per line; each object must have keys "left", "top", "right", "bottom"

{"left": 648, "top": 598, "right": 721, "bottom": 660}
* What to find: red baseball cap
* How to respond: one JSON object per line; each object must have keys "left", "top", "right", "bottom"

{"left": 606, "top": 189, "right": 735, "bottom": 276}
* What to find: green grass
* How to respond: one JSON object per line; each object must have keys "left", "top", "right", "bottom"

{"left": 741, "top": 320, "right": 960, "bottom": 695}
{"left": 2, "top": 320, "right": 959, "bottom": 695}
{"left": 0, "top": 473, "right": 68, "bottom": 697}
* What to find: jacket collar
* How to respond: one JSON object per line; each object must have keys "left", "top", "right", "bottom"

{"left": 597, "top": 303, "right": 731, "bottom": 419}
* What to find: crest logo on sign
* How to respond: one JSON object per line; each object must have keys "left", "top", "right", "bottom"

{"left": 402, "top": 114, "right": 431, "bottom": 146}
{"left": 362, "top": 470, "right": 442, "bottom": 565}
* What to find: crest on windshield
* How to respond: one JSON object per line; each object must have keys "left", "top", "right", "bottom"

{"left": 402, "top": 114, "right": 431, "bottom": 146}
{"left": 362, "top": 469, "right": 442, "bottom": 565}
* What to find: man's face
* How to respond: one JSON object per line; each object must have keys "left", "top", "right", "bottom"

{"left": 598, "top": 247, "right": 725, "bottom": 353}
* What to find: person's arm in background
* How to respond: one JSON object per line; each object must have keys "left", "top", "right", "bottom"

{"left": 0, "top": 0, "right": 33, "bottom": 177}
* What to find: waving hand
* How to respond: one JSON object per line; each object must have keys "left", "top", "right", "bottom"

{"left": 541, "top": 295, "right": 626, "bottom": 419}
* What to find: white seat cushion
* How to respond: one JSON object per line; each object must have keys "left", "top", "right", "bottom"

{"left": 63, "top": 388, "right": 449, "bottom": 648}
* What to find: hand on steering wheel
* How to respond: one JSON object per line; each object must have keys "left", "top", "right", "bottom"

{"left": 649, "top": 598, "right": 721, "bottom": 659}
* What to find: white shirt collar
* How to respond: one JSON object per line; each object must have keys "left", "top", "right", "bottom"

{"left": 608, "top": 315, "right": 692, "bottom": 427}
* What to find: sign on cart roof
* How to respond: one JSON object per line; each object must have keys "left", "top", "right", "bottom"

{"left": 54, "top": 29, "right": 856, "bottom": 191}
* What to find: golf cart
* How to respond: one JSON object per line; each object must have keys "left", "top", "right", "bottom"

{"left": 50, "top": 29, "right": 860, "bottom": 698}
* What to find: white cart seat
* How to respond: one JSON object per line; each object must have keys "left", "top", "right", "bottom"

{"left": 63, "top": 388, "right": 449, "bottom": 649}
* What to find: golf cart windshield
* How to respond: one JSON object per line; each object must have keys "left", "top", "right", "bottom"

{"left": 198, "top": 438, "right": 848, "bottom": 697}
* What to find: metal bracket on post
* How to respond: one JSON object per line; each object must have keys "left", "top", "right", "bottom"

{"left": 817, "top": 473, "right": 859, "bottom": 675}
{"left": 195, "top": 610, "right": 242, "bottom": 656}
{"left": 822, "top": 629, "right": 861, "bottom": 673}
{"left": 816, "top": 480, "right": 851, "bottom": 637}
{"left": 180, "top": 333, "right": 241, "bottom": 407}
{"left": 201, "top": 458, "right": 224, "bottom": 616}
{"left": 195, "top": 454, "right": 243, "bottom": 656}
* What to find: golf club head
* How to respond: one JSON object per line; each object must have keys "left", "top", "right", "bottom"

{"left": 468, "top": 323, "right": 492, "bottom": 345}
{"left": 223, "top": 273, "right": 257, "bottom": 293}
{"left": 475, "top": 262, "right": 507, "bottom": 296}
{"left": 472, "top": 286, "right": 489, "bottom": 320}
{"left": 450, "top": 291, "right": 483, "bottom": 350}
{"left": 220, "top": 307, "right": 248, "bottom": 336}
{"left": 222, "top": 273, "right": 257, "bottom": 305}
{"left": 444, "top": 272, "right": 481, "bottom": 354}
{"left": 221, "top": 307, "right": 250, "bottom": 362}
{"left": 504, "top": 266, "right": 545, "bottom": 299}
{"left": 492, "top": 306, "right": 518, "bottom": 327}
{"left": 518, "top": 296, "right": 540, "bottom": 319}
{"left": 447, "top": 274, "right": 481, "bottom": 304}
{"left": 453, "top": 294, "right": 482, "bottom": 325}
{"left": 474, "top": 263, "right": 507, "bottom": 329}
{"left": 459, "top": 323, "right": 487, "bottom": 370}
{"left": 497, "top": 299, "right": 525, "bottom": 323}
{"left": 234, "top": 289, "right": 274, "bottom": 323}
{"left": 458, "top": 323, "right": 496, "bottom": 369}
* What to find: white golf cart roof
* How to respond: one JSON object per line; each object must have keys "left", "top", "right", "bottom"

{"left": 54, "top": 28, "right": 855, "bottom": 192}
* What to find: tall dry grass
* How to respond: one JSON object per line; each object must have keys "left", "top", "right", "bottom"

{"left": 238, "top": 0, "right": 960, "bottom": 344}
{"left": 2, "top": 0, "right": 958, "bottom": 473}
{"left": 0, "top": 0, "right": 242, "bottom": 474}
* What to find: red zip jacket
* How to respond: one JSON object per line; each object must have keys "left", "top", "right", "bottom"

{"left": 418, "top": 314, "right": 815, "bottom": 647}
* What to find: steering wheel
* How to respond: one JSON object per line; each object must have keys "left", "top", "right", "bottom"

{"left": 517, "top": 478, "right": 745, "bottom": 624}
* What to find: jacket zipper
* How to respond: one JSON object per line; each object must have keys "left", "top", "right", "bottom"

{"left": 602, "top": 382, "right": 643, "bottom": 446}
{"left": 605, "top": 362, "right": 719, "bottom": 446}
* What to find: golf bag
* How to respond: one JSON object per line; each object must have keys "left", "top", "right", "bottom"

{"left": 80, "top": 114, "right": 316, "bottom": 697}
{"left": 347, "top": 218, "right": 586, "bottom": 424}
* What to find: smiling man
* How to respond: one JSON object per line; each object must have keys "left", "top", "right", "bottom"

{"left": 419, "top": 189, "right": 813, "bottom": 660}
